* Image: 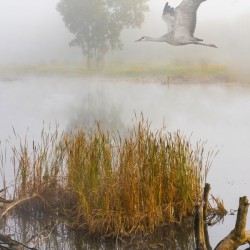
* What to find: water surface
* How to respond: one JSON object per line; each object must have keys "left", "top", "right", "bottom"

{"left": 0, "top": 75, "right": 250, "bottom": 249}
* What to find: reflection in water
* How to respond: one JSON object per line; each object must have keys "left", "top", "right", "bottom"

{"left": 0, "top": 212, "right": 195, "bottom": 249}
{"left": 1, "top": 76, "right": 250, "bottom": 248}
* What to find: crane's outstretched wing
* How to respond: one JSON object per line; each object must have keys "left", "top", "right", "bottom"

{"left": 173, "top": 0, "right": 206, "bottom": 38}
{"left": 162, "top": 2, "right": 175, "bottom": 32}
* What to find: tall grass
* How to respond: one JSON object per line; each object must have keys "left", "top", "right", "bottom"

{"left": 5, "top": 120, "right": 212, "bottom": 238}
{"left": 10, "top": 126, "right": 66, "bottom": 211}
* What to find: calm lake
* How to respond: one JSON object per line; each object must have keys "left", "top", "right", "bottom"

{"left": 0, "top": 75, "right": 250, "bottom": 249}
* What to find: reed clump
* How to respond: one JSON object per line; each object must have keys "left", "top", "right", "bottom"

{"left": 8, "top": 120, "right": 212, "bottom": 238}
{"left": 11, "top": 127, "right": 66, "bottom": 212}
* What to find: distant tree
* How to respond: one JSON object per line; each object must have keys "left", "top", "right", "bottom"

{"left": 57, "top": 0, "right": 148, "bottom": 69}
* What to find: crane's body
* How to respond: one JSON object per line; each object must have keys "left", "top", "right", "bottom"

{"left": 136, "top": 0, "right": 217, "bottom": 48}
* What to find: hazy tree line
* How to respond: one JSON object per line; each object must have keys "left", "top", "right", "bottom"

{"left": 57, "top": 0, "right": 148, "bottom": 69}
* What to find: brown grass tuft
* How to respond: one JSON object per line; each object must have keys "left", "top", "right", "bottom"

{"left": 4, "top": 120, "right": 213, "bottom": 238}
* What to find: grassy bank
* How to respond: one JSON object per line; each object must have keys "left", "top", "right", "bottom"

{"left": 4, "top": 120, "right": 212, "bottom": 238}
{"left": 103, "top": 63, "right": 226, "bottom": 81}
{"left": 0, "top": 63, "right": 227, "bottom": 83}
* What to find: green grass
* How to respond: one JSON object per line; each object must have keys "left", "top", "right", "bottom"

{"left": 3, "top": 119, "right": 213, "bottom": 238}
{"left": 103, "top": 63, "right": 226, "bottom": 79}
{"left": 0, "top": 62, "right": 227, "bottom": 81}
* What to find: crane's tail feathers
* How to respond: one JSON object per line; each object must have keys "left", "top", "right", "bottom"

{"left": 135, "top": 36, "right": 144, "bottom": 42}
{"left": 195, "top": 38, "right": 203, "bottom": 42}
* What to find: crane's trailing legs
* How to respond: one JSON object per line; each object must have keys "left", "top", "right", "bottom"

{"left": 195, "top": 42, "right": 217, "bottom": 48}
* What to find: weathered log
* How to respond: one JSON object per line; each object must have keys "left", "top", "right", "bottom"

{"left": 194, "top": 183, "right": 213, "bottom": 250}
{"left": 215, "top": 196, "right": 250, "bottom": 250}
{"left": 203, "top": 183, "right": 212, "bottom": 250}
{"left": 194, "top": 204, "right": 207, "bottom": 250}
{"left": 203, "top": 224, "right": 212, "bottom": 250}
{"left": 203, "top": 183, "right": 211, "bottom": 221}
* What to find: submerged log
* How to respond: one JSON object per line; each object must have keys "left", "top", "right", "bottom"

{"left": 215, "top": 196, "right": 250, "bottom": 250}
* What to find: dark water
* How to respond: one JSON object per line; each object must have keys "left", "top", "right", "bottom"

{"left": 0, "top": 212, "right": 197, "bottom": 249}
{"left": 0, "top": 76, "right": 250, "bottom": 249}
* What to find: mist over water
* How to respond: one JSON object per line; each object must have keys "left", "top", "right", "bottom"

{"left": 1, "top": 76, "right": 250, "bottom": 248}
{"left": 0, "top": 0, "right": 250, "bottom": 248}
{"left": 1, "top": 77, "right": 250, "bottom": 198}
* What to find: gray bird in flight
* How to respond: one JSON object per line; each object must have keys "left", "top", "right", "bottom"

{"left": 135, "top": 0, "right": 217, "bottom": 48}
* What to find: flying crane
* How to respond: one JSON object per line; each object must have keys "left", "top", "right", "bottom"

{"left": 136, "top": 0, "right": 217, "bottom": 48}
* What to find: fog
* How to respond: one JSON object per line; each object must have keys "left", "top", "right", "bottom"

{"left": 1, "top": 2, "right": 250, "bottom": 248}
{"left": 0, "top": 0, "right": 250, "bottom": 199}
{"left": 0, "top": 0, "right": 250, "bottom": 78}
{"left": 116, "top": 1, "right": 250, "bottom": 79}
{"left": 1, "top": 78, "right": 250, "bottom": 243}
{"left": 0, "top": 0, "right": 78, "bottom": 64}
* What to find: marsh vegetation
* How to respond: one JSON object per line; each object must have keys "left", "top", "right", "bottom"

{"left": 1, "top": 0, "right": 250, "bottom": 248}
{"left": 1, "top": 76, "right": 250, "bottom": 249}
{"left": 2, "top": 118, "right": 213, "bottom": 239}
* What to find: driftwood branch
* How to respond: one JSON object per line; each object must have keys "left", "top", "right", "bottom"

{"left": 215, "top": 196, "right": 250, "bottom": 250}
{"left": 0, "top": 194, "right": 37, "bottom": 219}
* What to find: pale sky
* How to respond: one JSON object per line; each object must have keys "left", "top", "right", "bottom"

{"left": 150, "top": 0, "right": 250, "bottom": 20}
{"left": 0, "top": 0, "right": 249, "bottom": 64}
